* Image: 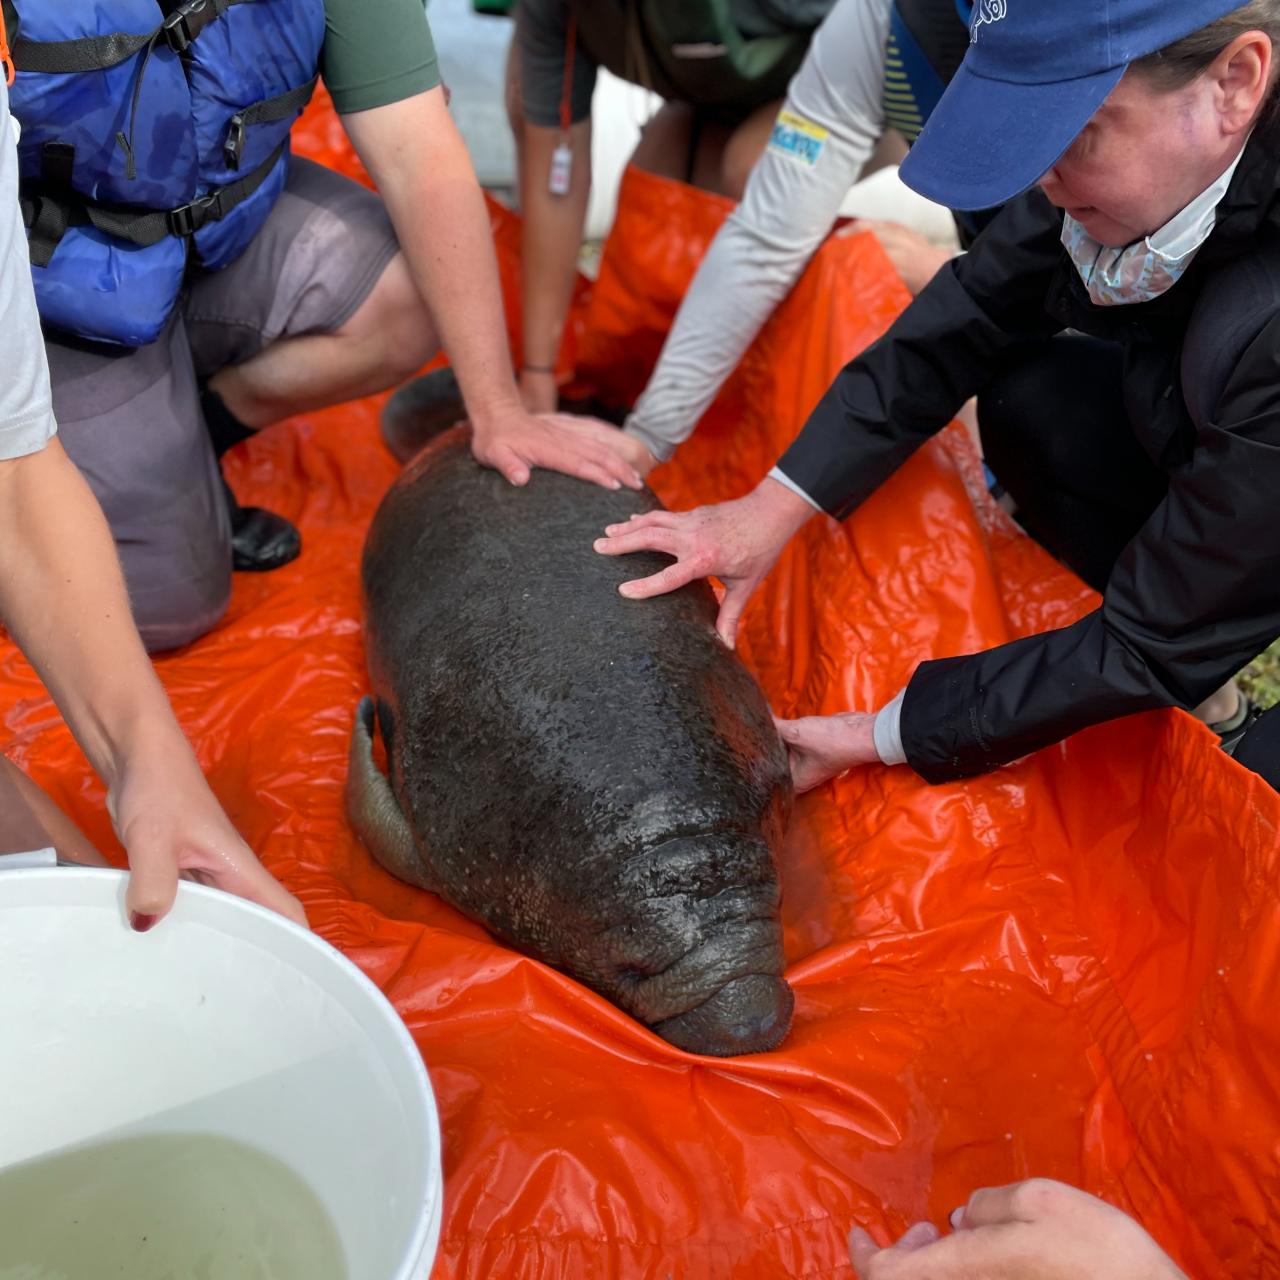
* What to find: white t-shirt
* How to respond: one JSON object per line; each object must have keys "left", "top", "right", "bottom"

{"left": 0, "top": 80, "right": 57, "bottom": 460}
{"left": 624, "top": 0, "right": 894, "bottom": 459}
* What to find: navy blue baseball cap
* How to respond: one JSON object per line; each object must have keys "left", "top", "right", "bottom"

{"left": 900, "top": 0, "right": 1251, "bottom": 210}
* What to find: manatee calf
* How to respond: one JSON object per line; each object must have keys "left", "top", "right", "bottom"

{"left": 347, "top": 428, "right": 794, "bottom": 1055}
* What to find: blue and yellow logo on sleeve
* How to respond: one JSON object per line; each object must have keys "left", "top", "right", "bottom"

{"left": 768, "top": 110, "right": 828, "bottom": 167}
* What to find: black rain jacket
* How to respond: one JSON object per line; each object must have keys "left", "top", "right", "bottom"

{"left": 776, "top": 118, "right": 1280, "bottom": 783}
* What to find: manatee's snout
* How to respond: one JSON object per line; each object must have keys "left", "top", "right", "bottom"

{"left": 654, "top": 974, "right": 794, "bottom": 1056}
{"left": 587, "top": 832, "right": 791, "bottom": 1055}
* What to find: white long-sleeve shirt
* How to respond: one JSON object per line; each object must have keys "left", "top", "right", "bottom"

{"left": 0, "top": 80, "right": 56, "bottom": 460}
{"left": 624, "top": 0, "right": 894, "bottom": 460}
{"left": 623, "top": 0, "right": 926, "bottom": 765}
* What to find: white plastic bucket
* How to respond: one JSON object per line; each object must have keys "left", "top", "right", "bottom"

{"left": 0, "top": 866, "right": 442, "bottom": 1279}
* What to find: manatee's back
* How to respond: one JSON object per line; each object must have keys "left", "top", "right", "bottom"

{"left": 360, "top": 432, "right": 790, "bottom": 968}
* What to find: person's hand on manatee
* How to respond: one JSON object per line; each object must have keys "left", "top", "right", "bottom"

{"left": 584, "top": 421, "right": 656, "bottom": 478}
{"left": 471, "top": 403, "right": 645, "bottom": 490}
{"left": 616, "top": 430, "right": 660, "bottom": 478}
{"left": 110, "top": 736, "right": 306, "bottom": 933}
{"left": 773, "top": 712, "right": 879, "bottom": 791}
{"left": 849, "top": 1180, "right": 1187, "bottom": 1280}
{"left": 839, "top": 218, "right": 954, "bottom": 296}
{"left": 593, "top": 478, "right": 814, "bottom": 648}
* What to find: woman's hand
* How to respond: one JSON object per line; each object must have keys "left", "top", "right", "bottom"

{"left": 849, "top": 1180, "right": 1187, "bottom": 1280}
{"left": 592, "top": 477, "right": 815, "bottom": 648}
{"left": 773, "top": 712, "right": 880, "bottom": 792}
{"left": 110, "top": 737, "right": 306, "bottom": 932}
{"left": 0, "top": 440, "right": 304, "bottom": 933}
{"left": 471, "top": 405, "right": 645, "bottom": 491}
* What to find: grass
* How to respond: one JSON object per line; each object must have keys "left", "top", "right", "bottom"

{"left": 1240, "top": 637, "right": 1280, "bottom": 710}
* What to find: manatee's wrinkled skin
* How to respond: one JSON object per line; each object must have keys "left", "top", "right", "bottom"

{"left": 348, "top": 428, "right": 795, "bottom": 1055}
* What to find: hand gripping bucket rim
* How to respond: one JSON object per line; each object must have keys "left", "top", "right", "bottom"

{"left": 0, "top": 865, "right": 443, "bottom": 1280}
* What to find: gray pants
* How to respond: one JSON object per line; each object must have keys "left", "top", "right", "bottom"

{"left": 45, "top": 158, "right": 399, "bottom": 652}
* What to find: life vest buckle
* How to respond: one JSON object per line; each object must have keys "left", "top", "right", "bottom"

{"left": 224, "top": 113, "right": 246, "bottom": 170}
{"left": 162, "top": 0, "right": 217, "bottom": 55}
{"left": 168, "top": 189, "right": 221, "bottom": 238}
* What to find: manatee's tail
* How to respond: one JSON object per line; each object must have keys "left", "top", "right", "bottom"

{"left": 380, "top": 367, "right": 466, "bottom": 465}
{"left": 346, "top": 697, "right": 433, "bottom": 890}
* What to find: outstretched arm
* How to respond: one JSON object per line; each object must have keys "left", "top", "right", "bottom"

{"left": 513, "top": 0, "right": 597, "bottom": 414}
{"left": 343, "top": 89, "right": 644, "bottom": 490}
{"left": 625, "top": 0, "right": 894, "bottom": 462}
{"left": 518, "top": 116, "right": 592, "bottom": 413}
{"left": 0, "top": 439, "right": 306, "bottom": 929}
{"left": 595, "top": 192, "right": 1065, "bottom": 649}
{"left": 0, "top": 79, "right": 300, "bottom": 929}
{"left": 594, "top": 477, "right": 814, "bottom": 648}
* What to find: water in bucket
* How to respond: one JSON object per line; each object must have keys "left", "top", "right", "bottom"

{"left": 0, "top": 1132, "right": 347, "bottom": 1280}
{"left": 0, "top": 867, "right": 443, "bottom": 1280}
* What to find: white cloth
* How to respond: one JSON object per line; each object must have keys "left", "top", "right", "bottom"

{"left": 872, "top": 688, "right": 906, "bottom": 766}
{"left": 1060, "top": 141, "right": 1249, "bottom": 307}
{"left": 624, "top": 0, "right": 893, "bottom": 459}
{"left": 766, "top": 464, "right": 823, "bottom": 510}
{"left": 0, "top": 82, "right": 56, "bottom": 460}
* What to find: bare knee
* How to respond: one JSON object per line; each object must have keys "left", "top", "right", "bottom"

{"left": 338, "top": 254, "right": 440, "bottom": 391}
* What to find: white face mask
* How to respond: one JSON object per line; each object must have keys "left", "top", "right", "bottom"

{"left": 1061, "top": 141, "right": 1249, "bottom": 306}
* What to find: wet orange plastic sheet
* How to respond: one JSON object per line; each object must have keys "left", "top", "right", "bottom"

{"left": 5, "top": 94, "right": 1279, "bottom": 1278}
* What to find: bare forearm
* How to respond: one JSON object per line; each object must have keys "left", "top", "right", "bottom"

{"left": 342, "top": 92, "right": 645, "bottom": 493}
{"left": 344, "top": 90, "right": 523, "bottom": 423}
{"left": 520, "top": 120, "right": 592, "bottom": 369}
{"left": 0, "top": 442, "right": 185, "bottom": 788}
{"left": 0, "top": 444, "right": 302, "bottom": 926}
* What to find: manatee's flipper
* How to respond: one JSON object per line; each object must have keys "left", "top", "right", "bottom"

{"left": 381, "top": 367, "right": 466, "bottom": 465}
{"left": 346, "top": 697, "right": 433, "bottom": 890}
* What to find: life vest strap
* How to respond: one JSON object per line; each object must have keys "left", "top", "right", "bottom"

{"left": 224, "top": 74, "right": 318, "bottom": 169}
{"left": 12, "top": 0, "right": 249, "bottom": 74}
{"left": 20, "top": 136, "right": 286, "bottom": 267}
{"left": 160, "top": 0, "right": 242, "bottom": 55}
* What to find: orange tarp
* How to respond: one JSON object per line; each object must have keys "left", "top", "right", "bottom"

{"left": 6, "top": 93, "right": 1279, "bottom": 1278}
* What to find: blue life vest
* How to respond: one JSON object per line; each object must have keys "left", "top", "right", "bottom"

{"left": 5, "top": 0, "right": 325, "bottom": 347}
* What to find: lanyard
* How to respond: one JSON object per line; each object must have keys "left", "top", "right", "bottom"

{"left": 548, "top": 15, "right": 577, "bottom": 195}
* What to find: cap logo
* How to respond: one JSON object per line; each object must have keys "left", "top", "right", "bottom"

{"left": 969, "top": 0, "right": 1007, "bottom": 42}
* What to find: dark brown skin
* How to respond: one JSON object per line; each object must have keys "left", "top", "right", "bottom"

{"left": 348, "top": 428, "right": 795, "bottom": 1055}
